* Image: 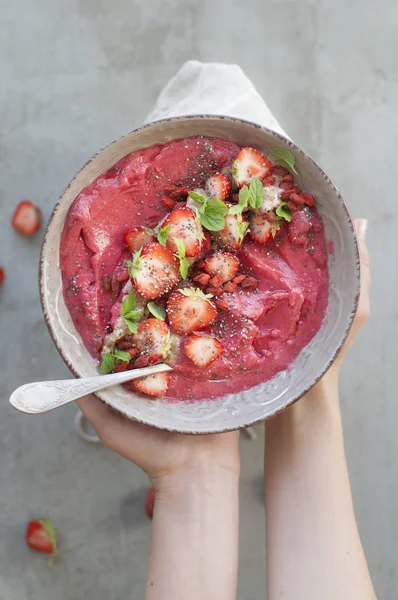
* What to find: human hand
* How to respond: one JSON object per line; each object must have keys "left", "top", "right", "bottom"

{"left": 304, "top": 217, "right": 370, "bottom": 398}
{"left": 77, "top": 395, "right": 239, "bottom": 489}
{"left": 330, "top": 218, "right": 371, "bottom": 371}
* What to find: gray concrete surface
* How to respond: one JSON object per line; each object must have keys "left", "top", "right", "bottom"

{"left": 0, "top": 0, "right": 396, "bottom": 598}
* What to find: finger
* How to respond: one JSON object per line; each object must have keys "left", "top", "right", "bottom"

{"left": 353, "top": 219, "right": 370, "bottom": 317}
{"left": 77, "top": 395, "right": 123, "bottom": 436}
{"left": 77, "top": 395, "right": 162, "bottom": 462}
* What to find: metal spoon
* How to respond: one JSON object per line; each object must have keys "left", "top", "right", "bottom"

{"left": 9, "top": 363, "right": 172, "bottom": 414}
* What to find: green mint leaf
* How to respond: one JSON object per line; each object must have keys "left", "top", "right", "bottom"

{"left": 124, "top": 319, "right": 138, "bottom": 334}
{"left": 173, "top": 236, "right": 186, "bottom": 259}
{"left": 147, "top": 302, "right": 166, "bottom": 320}
{"left": 239, "top": 185, "right": 250, "bottom": 208}
{"left": 248, "top": 178, "right": 264, "bottom": 209}
{"left": 113, "top": 350, "right": 131, "bottom": 362}
{"left": 124, "top": 259, "right": 134, "bottom": 277}
{"left": 228, "top": 204, "right": 243, "bottom": 215}
{"left": 179, "top": 257, "right": 190, "bottom": 280}
{"left": 236, "top": 217, "right": 249, "bottom": 240}
{"left": 100, "top": 353, "right": 116, "bottom": 374}
{"left": 268, "top": 147, "right": 297, "bottom": 174}
{"left": 188, "top": 191, "right": 207, "bottom": 204}
{"left": 122, "top": 293, "right": 141, "bottom": 331}
{"left": 208, "top": 198, "right": 229, "bottom": 215}
{"left": 198, "top": 198, "right": 229, "bottom": 231}
{"left": 130, "top": 248, "right": 142, "bottom": 278}
{"left": 157, "top": 224, "right": 171, "bottom": 246}
{"left": 121, "top": 290, "right": 136, "bottom": 316}
{"left": 275, "top": 202, "right": 292, "bottom": 222}
{"left": 123, "top": 309, "right": 141, "bottom": 320}
{"left": 200, "top": 205, "right": 226, "bottom": 231}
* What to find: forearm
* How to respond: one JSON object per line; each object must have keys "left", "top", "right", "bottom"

{"left": 146, "top": 466, "right": 239, "bottom": 600}
{"left": 264, "top": 369, "right": 376, "bottom": 600}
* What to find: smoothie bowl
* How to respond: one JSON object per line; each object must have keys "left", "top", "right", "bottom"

{"left": 40, "top": 116, "right": 360, "bottom": 433}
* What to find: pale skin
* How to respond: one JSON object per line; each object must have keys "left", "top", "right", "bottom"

{"left": 78, "top": 219, "right": 376, "bottom": 600}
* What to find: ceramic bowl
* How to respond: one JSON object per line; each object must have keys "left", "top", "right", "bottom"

{"left": 39, "top": 115, "right": 360, "bottom": 433}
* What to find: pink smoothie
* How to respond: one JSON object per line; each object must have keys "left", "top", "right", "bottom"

{"left": 60, "top": 136, "right": 329, "bottom": 401}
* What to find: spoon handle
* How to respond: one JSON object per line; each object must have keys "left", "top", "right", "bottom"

{"left": 9, "top": 364, "right": 172, "bottom": 414}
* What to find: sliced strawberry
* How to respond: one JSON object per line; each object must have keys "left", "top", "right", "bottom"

{"left": 248, "top": 214, "right": 272, "bottom": 244}
{"left": 0, "top": 267, "right": 4, "bottom": 287}
{"left": 185, "top": 334, "right": 224, "bottom": 367}
{"left": 145, "top": 487, "right": 156, "bottom": 519}
{"left": 232, "top": 147, "right": 272, "bottom": 187}
{"left": 12, "top": 201, "right": 41, "bottom": 236}
{"left": 124, "top": 227, "right": 156, "bottom": 253}
{"left": 137, "top": 318, "right": 170, "bottom": 363}
{"left": 206, "top": 173, "right": 231, "bottom": 201}
{"left": 166, "top": 287, "right": 218, "bottom": 335}
{"left": 133, "top": 371, "right": 170, "bottom": 397}
{"left": 214, "top": 212, "right": 249, "bottom": 251}
{"left": 132, "top": 243, "right": 180, "bottom": 300}
{"left": 25, "top": 519, "right": 57, "bottom": 554}
{"left": 248, "top": 214, "right": 273, "bottom": 244}
{"left": 161, "top": 206, "right": 204, "bottom": 257}
{"left": 203, "top": 252, "right": 240, "bottom": 284}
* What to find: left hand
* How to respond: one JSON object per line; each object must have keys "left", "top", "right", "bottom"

{"left": 77, "top": 396, "right": 239, "bottom": 489}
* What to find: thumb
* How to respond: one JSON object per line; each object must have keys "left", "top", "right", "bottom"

{"left": 77, "top": 395, "right": 155, "bottom": 462}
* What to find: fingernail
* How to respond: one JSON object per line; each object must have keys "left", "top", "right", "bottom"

{"left": 356, "top": 219, "right": 368, "bottom": 242}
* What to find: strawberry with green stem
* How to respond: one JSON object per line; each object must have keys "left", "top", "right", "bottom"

{"left": 136, "top": 318, "right": 171, "bottom": 363}
{"left": 205, "top": 173, "right": 231, "bottom": 201}
{"left": 159, "top": 206, "right": 204, "bottom": 257}
{"left": 203, "top": 252, "right": 240, "bottom": 284}
{"left": 232, "top": 147, "right": 272, "bottom": 187}
{"left": 166, "top": 287, "right": 218, "bottom": 335}
{"left": 124, "top": 227, "right": 156, "bottom": 253}
{"left": 126, "top": 243, "right": 180, "bottom": 300}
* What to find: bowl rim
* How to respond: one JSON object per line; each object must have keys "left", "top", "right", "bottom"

{"left": 39, "top": 114, "right": 360, "bottom": 433}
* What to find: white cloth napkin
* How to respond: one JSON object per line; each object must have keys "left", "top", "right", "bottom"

{"left": 145, "top": 60, "right": 288, "bottom": 138}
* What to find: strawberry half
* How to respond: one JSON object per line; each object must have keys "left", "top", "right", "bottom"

{"left": 137, "top": 318, "right": 170, "bottom": 363}
{"left": 214, "top": 212, "right": 249, "bottom": 251}
{"left": 161, "top": 206, "right": 204, "bottom": 257}
{"left": 12, "top": 201, "right": 41, "bottom": 236}
{"left": 25, "top": 519, "right": 57, "bottom": 554}
{"left": 124, "top": 227, "right": 156, "bottom": 253}
{"left": 133, "top": 371, "right": 170, "bottom": 397}
{"left": 233, "top": 147, "right": 272, "bottom": 187}
{"left": 131, "top": 243, "right": 180, "bottom": 300}
{"left": 166, "top": 287, "right": 218, "bottom": 335}
{"left": 0, "top": 267, "right": 4, "bottom": 287}
{"left": 185, "top": 334, "right": 224, "bottom": 367}
{"left": 206, "top": 173, "right": 231, "bottom": 201}
{"left": 248, "top": 214, "right": 272, "bottom": 244}
{"left": 203, "top": 252, "right": 240, "bottom": 283}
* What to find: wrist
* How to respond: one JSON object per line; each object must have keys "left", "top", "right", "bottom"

{"left": 267, "top": 364, "right": 341, "bottom": 432}
{"left": 151, "top": 459, "right": 240, "bottom": 495}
